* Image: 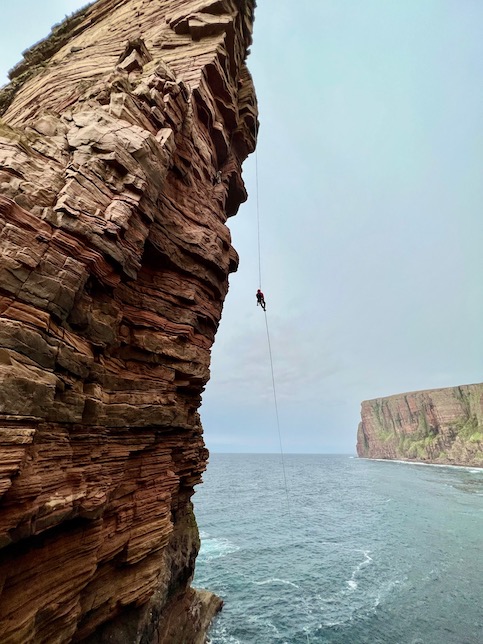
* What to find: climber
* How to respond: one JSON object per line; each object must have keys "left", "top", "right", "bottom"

{"left": 256, "top": 289, "right": 266, "bottom": 311}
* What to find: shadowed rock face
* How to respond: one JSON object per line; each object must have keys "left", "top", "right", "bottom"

{"left": 357, "top": 384, "right": 483, "bottom": 467}
{"left": 0, "top": 0, "right": 256, "bottom": 641}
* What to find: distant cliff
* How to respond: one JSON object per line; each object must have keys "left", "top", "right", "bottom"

{"left": 0, "top": 0, "right": 256, "bottom": 642}
{"left": 357, "top": 384, "right": 483, "bottom": 467}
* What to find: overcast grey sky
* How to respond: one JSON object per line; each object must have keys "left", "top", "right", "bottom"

{"left": 1, "top": 1, "right": 482, "bottom": 454}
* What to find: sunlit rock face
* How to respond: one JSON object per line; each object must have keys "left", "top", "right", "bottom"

{"left": 357, "top": 384, "right": 483, "bottom": 467}
{"left": 0, "top": 0, "right": 256, "bottom": 641}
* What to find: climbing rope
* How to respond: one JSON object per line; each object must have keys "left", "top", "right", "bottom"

{"left": 254, "top": 119, "right": 293, "bottom": 542}
{"left": 263, "top": 309, "right": 294, "bottom": 540}
{"left": 255, "top": 126, "right": 262, "bottom": 290}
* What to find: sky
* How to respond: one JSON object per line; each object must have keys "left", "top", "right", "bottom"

{"left": 1, "top": 1, "right": 482, "bottom": 454}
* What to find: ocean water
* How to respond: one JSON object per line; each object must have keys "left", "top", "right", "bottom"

{"left": 192, "top": 454, "right": 483, "bottom": 644}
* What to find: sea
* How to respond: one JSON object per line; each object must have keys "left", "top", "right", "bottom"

{"left": 192, "top": 453, "right": 483, "bottom": 644}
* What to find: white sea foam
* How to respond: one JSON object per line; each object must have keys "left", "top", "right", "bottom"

{"left": 346, "top": 550, "right": 373, "bottom": 591}
{"left": 198, "top": 536, "right": 239, "bottom": 560}
{"left": 207, "top": 623, "right": 241, "bottom": 644}
{"left": 322, "top": 620, "right": 345, "bottom": 627}
{"left": 367, "top": 458, "right": 483, "bottom": 472}
{"left": 355, "top": 549, "right": 373, "bottom": 568}
{"left": 253, "top": 577, "right": 300, "bottom": 589}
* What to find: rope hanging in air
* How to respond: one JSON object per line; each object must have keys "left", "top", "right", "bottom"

{"left": 263, "top": 311, "right": 293, "bottom": 538}
{"left": 255, "top": 125, "right": 262, "bottom": 290}
{"left": 254, "top": 120, "right": 293, "bottom": 540}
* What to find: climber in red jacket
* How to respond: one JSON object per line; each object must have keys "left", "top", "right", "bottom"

{"left": 256, "top": 289, "right": 266, "bottom": 311}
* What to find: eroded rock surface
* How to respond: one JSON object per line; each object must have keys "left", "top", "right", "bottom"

{"left": 0, "top": 0, "right": 256, "bottom": 641}
{"left": 357, "top": 384, "right": 483, "bottom": 467}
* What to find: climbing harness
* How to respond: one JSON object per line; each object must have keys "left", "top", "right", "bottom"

{"left": 254, "top": 121, "right": 293, "bottom": 542}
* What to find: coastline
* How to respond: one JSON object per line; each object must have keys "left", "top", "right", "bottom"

{"left": 358, "top": 456, "right": 483, "bottom": 472}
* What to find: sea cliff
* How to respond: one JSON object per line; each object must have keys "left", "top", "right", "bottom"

{"left": 357, "top": 384, "right": 483, "bottom": 467}
{"left": 0, "top": 0, "right": 256, "bottom": 641}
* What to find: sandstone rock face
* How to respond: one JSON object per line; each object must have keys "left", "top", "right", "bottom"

{"left": 357, "top": 384, "right": 483, "bottom": 467}
{"left": 0, "top": 0, "right": 256, "bottom": 641}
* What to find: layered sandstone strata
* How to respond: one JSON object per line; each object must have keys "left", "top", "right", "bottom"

{"left": 0, "top": 0, "right": 256, "bottom": 641}
{"left": 357, "top": 384, "right": 483, "bottom": 467}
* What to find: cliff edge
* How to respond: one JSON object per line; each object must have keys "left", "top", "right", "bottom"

{"left": 0, "top": 0, "right": 256, "bottom": 641}
{"left": 357, "top": 384, "right": 483, "bottom": 467}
